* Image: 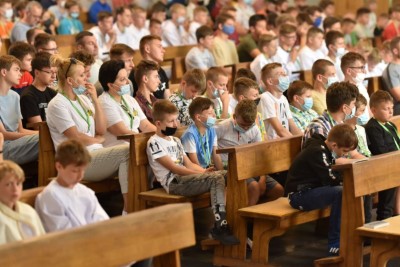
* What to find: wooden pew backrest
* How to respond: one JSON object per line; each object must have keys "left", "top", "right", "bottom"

{"left": 0, "top": 203, "right": 195, "bottom": 267}
{"left": 19, "top": 187, "right": 45, "bottom": 207}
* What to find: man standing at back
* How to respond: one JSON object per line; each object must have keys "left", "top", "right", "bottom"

{"left": 11, "top": 1, "right": 43, "bottom": 43}
{"left": 76, "top": 31, "right": 103, "bottom": 85}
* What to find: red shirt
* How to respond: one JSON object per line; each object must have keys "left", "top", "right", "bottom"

{"left": 382, "top": 21, "right": 400, "bottom": 41}
{"left": 12, "top": 71, "right": 33, "bottom": 94}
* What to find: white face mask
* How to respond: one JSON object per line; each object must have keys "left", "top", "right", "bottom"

{"left": 353, "top": 72, "right": 366, "bottom": 84}
{"left": 335, "top": 47, "right": 346, "bottom": 58}
{"left": 4, "top": 9, "right": 13, "bottom": 20}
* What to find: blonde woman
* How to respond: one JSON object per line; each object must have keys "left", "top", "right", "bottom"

{"left": 46, "top": 55, "right": 130, "bottom": 214}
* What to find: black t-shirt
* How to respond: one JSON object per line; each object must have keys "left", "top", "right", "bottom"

{"left": 20, "top": 84, "right": 57, "bottom": 128}
{"left": 130, "top": 66, "right": 169, "bottom": 99}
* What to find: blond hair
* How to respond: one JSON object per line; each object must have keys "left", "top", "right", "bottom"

{"left": 50, "top": 54, "right": 84, "bottom": 89}
{"left": 0, "top": 160, "right": 25, "bottom": 183}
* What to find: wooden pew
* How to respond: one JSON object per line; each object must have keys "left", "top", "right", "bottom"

{"left": 35, "top": 122, "right": 121, "bottom": 196}
{"left": 366, "top": 76, "right": 383, "bottom": 96}
{"left": 170, "top": 56, "right": 186, "bottom": 84}
{"left": 212, "top": 135, "right": 331, "bottom": 266}
{"left": 119, "top": 128, "right": 211, "bottom": 212}
{"left": 0, "top": 203, "right": 196, "bottom": 267}
{"left": 0, "top": 38, "right": 10, "bottom": 56}
{"left": 19, "top": 187, "right": 45, "bottom": 207}
{"left": 54, "top": 35, "right": 76, "bottom": 58}
{"left": 299, "top": 70, "right": 313, "bottom": 85}
{"left": 315, "top": 151, "right": 400, "bottom": 267}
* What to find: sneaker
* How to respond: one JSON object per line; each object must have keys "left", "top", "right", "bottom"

{"left": 211, "top": 225, "right": 240, "bottom": 245}
{"left": 246, "top": 238, "right": 253, "bottom": 250}
{"left": 328, "top": 246, "right": 339, "bottom": 256}
{"left": 122, "top": 210, "right": 128, "bottom": 216}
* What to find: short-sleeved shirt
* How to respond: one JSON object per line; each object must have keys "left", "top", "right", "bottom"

{"left": 259, "top": 91, "right": 293, "bottom": 140}
{"left": 237, "top": 34, "right": 258, "bottom": 63}
{"left": 89, "top": 26, "right": 110, "bottom": 61}
{"left": 185, "top": 47, "right": 216, "bottom": 71}
{"left": 215, "top": 118, "right": 261, "bottom": 162}
{"left": 134, "top": 91, "right": 158, "bottom": 123}
{"left": 98, "top": 92, "right": 147, "bottom": 147}
{"left": 47, "top": 93, "right": 100, "bottom": 151}
{"left": 131, "top": 67, "right": 169, "bottom": 100}
{"left": 20, "top": 85, "right": 57, "bottom": 128}
{"left": 0, "top": 90, "right": 21, "bottom": 132}
{"left": 57, "top": 17, "right": 83, "bottom": 35}
{"left": 311, "top": 90, "right": 327, "bottom": 115}
{"left": 302, "top": 111, "right": 338, "bottom": 148}
{"left": 250, "top": 53, "right": 277, "bottom": 83}
{"left": 210, "top": 97, "right": 232, "bottom": 119}
{"left": 12, "top": 71, "right": 33, "bottom": 93}
{"left": 289, "top": 105, "right": 318, "bottom": 132}
{"left": 211, "top": 36, "right": 239, "bottom": 67}
{"left": 169, "top": 93, "right": 192, "bottom": 126}
{"left": 10, "top": 21, "right": 31, "bottom": 43}
{"left": 181, "top": 124, "right": 217, "bottom": 168}
{"left": 298, "top": 45, "right": 327, "bottom": 71}
{"left": 355, "top": 124, "right": 371, "bottom": 157}
{"left": 382, "top": 62, "right": 400, "bottom": 114}
{"left": 147, "top": 134, "right": 185, "bottom": 192}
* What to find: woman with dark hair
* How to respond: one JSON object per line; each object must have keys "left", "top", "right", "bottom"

{"left": 98, "top": 59, "right": 155, "bottom": 148}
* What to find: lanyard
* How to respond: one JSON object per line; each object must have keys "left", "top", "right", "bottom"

{"left": 378, "top": 121, "right": 400, "bottom": 150}
{"left": 216, "top": 98, "right": 222, "bottom": 119}
{"left": 110, "top": 94, "right": 135, "bottom": 130}
{"left": 196, "top": 127, "right": 211, "bottom": 166}
{"left": 62, "top": 93, "right": 91, "bottom": 133}
{"left": 326, "top": 111, "right": 337, "bottom": 126}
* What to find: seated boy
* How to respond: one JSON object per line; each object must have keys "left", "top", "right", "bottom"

{"left": 204, "top": 67, "right": 231, "bottom": 119}
{"left": 250, "top": 34, "right": 278, "bottom": 84}
{"left": 259, "top": 63, "right": 302, "bottom": 139}
{"left": 35, "top": 139, "right": 109, "bottom": 232}
{"left": 20, "top": 51, "right": 57, "bottom": 128}
{"left": 146, "top": 100, "right": 239, "bottom": 245}
{"left": 285, "top": 124, "right": 358, "bottom": 256}
{"left": 0, "top": 160, "right": 45, "bottom": 245}
{"left": 185, "top": 25, "right": 216, "bottom": 71}
{"left": 8, "top": 42, "right": 35, "bottom": 94}
{"left": 169, "top": 69, "right": 206, "bottom": 126}
{"left": 233, "top": 77, "right": 267, "bottom": 140}
{"left": 216, "top": 100, "right": 283, "bottom": 205}
{"left": 365, "top": 91, "right": 399, "bottom": 220}
{"left": 287, "top": 80, "right": 318, "bottom": 132}
{"left": 181, "top": 97, "right": 223, "bottom": 170}
{"left": 298, "top": 27, "right": 326, "bottom": 71}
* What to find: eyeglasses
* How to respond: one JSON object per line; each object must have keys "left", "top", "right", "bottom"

{"left": 39, "top": 69, "right": 57, "bottom": 75}
{"left": 65, "top": 58, "right": 78, "bottom": 78}
{"left": 349, "top": 65, "right": 366, "bottom": 70}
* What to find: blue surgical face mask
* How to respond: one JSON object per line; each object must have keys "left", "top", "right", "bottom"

{"left": 72, "top": 80, "right": 86, "bottom": 95}
{"left": 212, "top": 87, "right": 220, "bottom": 98}
{"left": 117, "top": 84, "right": 131, "bottom": 96}
{"left": 331, "top": 150, "right": 338, "bottom": 159}
{"left": 357, "top": 112, "right": 369, "bottom": 125}
{"left": 314, "top": 16, "right": 322, "bottom": 27}
{"left": 244, "top": 0, "right": 253, "bottom": 5}
{"left": 301, "top": 97, "right": 313, "bottom": 111}
{"left": 324, "top": 76, "right": 339, "bottom": 89}
{"left": 70, "top": 12, "right": 79, "bottom": 19}
{"left": 277, "top": 76, "right": 290, "bottom": 93}
{"left": 233, "top": 123, "right": 247, "bottom": 133}
{"left": 202, "top": 116, "right": 216, "bottom": 128}
{"left": 222, "top": 24, "right": 235, "bottom": 35}
{"left": 345, "top": 106, "right": 356, "bottom": 120}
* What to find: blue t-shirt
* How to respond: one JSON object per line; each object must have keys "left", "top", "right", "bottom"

{"left": 181, "top": 124, "right": 217, "bottom": 168}
{"left": 0, "top": 90, "right": 22, "bottom": 132}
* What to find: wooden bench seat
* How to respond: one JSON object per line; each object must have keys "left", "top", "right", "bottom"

{"left": 0, "top": 203, "right": 195, "bottom": 267}
{"left": 239, "top": 197, "right": 331, "bottom": 264}
{"left": 139, "top": 188, "right": 211, "bottom": 209}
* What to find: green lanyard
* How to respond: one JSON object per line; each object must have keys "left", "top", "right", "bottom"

{"left": 216, "top": 98, "right": 222, "bottom": 119}
{"left": 378, "top": 121, "right": 400, "bottom": 150}
{"left": 110, "top": 94, "right": 136, "bottom": 130}
{"left": 326, "top": 111, "right": 338, "bottom": 126}
{"left": 63, "top": 93, "right": 91, "bottom": 133}
{"left": 196, "top": 127, "right": 211, "bottom": 166}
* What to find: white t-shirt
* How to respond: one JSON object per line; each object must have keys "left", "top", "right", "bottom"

{"left": 229, "top": 94, "right": 238, "bottom": 113}
{"left": 89, "top": 26, "right": 110, "bottom": 61}
{"left": 35, "top": 179, "right": 109, "bottom": 233}
{"left": 215, "top": 119, "right": 261, "bottom": 162}
{"left": 162, "top": 20, "right": 187, "bottom": 47}
{"left": 185, "top": 46, "right": 216, "bottom": 71}
{"left": 275, "top": 46, "right": 301, "bottom": 81}
{"left": 356, "top": 81, "right": 371, "bottom": 120}
{"left": 47, "top": 93, "right": 102, "bottom": 151}
{"left": 98, "top": 92, "right": 147, "bottom": 147}
{"left": 129, "top": 25, "right": 150, "bottom": 50}
{"left": 324, "top": 55, "right": 345, "bottom": 82}
{"left": 147, "top": 135, "right": 185, "bottom": 192}
{"left": 259, "top": 91, "right": 293, "bottom": 140}
{"left": 186, "top": 21, "right": 201, "bottom": 45}
{"left": 250, "top": 53, "right": 278, "bottom": 83}
{"left": 88, "top": 58, "right": 103, "bottom": 85}
{"left": 298, "top": 45, "right": 327, "bottom": 71}
{"left": 113, "top": 23, "right": 136, "bottom": 50}
{"left": 211, "top": 97, "right": 232, "bottom": 119}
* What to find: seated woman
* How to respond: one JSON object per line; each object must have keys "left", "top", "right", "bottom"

{"left": 46, "top": 55, "right": 130, "bottom": 214}
{"left": 0, "top": 160, "right": 45, "bottom": 245}
{"left": 98, "top": 60, "right": 156, "bottom": 148}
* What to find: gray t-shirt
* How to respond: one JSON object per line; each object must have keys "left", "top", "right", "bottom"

{"left": 185, "top": 47, "right": 216, "bottom": 71}
{"left": 215, "top": 119, "right": 261, "bottom": 162}
{"left": 10, "top": 21, "right": 31, "bottom": 43}
{"left": 0, "top": 90, "right": 22, "bottom": 132}
{"left": 382, "top": 62, "right": 400, "bottom": 114}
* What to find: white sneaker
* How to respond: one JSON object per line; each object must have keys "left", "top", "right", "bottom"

{"left": 247, "top": 238, "right": 253, "bottom": 250}
{"left": 122, "top": 210, "right": 128, "bottom": 216}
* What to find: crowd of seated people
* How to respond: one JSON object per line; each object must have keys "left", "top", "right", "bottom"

{"left": 2, "top": 0, "right": 400, "bottom": 259}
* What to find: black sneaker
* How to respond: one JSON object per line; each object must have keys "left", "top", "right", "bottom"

{"left": 211, "top": 225, "right": 240, "bottom": 245}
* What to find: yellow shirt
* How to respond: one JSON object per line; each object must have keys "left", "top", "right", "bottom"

{"left": 211, "top": 36, "right": 239, "bottom": 67}
{"left": 311, "top": 90, "right": 327, "bottom": 115}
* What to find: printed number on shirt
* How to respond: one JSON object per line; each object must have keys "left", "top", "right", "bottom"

{"left": 150, "top": 141, "right": 162, "bottom": 155}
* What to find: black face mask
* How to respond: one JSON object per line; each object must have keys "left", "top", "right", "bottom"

{"left": 254, "top": 98, "right": 261, "bottom": 106}
{"left": 161, "top": 126, "right": 177, "bottom": 136}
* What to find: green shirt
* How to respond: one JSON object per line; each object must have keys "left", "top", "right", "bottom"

{"left": 290, "top": 105, "right": 318, "bottom": 132}
{"left": 237, "top": 34, "right": 258, "bottom": 63}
